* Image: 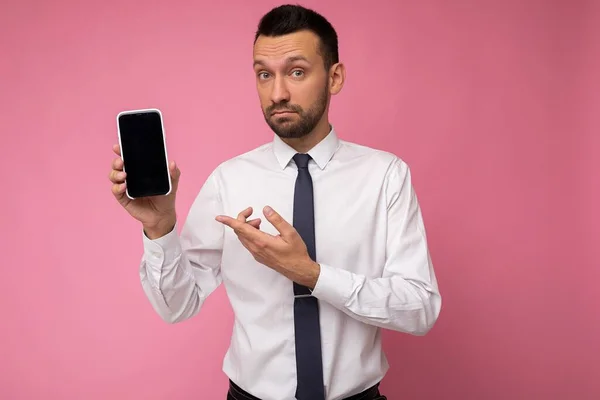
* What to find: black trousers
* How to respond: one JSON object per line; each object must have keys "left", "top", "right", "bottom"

{"left": 227, "top": 380, "right": 387, "bottom": 400}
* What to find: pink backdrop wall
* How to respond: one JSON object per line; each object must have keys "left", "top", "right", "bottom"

{"left": 1, "top": 0, "right": 598, "bottom": 399}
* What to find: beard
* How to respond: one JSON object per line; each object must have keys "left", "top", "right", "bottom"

{"left": 263, "top": 84, "right": 329, "bottom": 139}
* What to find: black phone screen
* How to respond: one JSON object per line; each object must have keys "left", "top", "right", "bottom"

{"left": 118, "top": 111, "right": 170, "bottom": 198}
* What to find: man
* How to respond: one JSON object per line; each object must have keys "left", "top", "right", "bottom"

{"left": 109, "top": 4, "right": 441, "bottom": 400}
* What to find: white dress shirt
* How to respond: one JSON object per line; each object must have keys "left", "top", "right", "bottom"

{"left": 139, "top": 127, "right": 442, "bottom": 400}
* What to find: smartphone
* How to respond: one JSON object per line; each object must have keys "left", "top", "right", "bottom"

{"left": 116, "top": 108, "right": 172, "bottom": 199}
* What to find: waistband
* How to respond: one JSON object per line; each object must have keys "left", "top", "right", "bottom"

{"left": 228, "top": 379, "right": 383, "bottom": 400}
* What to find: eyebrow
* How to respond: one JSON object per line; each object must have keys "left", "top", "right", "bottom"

{"left": 253, "top": 55, "right": 311, "bottom": 68}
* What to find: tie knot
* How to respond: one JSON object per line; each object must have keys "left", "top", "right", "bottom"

{"left": 293, "top": 153, "right": 311, "bottom": 169}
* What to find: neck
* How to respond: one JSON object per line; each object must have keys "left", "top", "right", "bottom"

{"left": 281, "top": 118, "right": 331, "bottom": 153}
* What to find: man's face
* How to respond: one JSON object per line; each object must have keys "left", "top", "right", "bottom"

{"left": 253, "top": 30, "right": 330, "bottom": 139}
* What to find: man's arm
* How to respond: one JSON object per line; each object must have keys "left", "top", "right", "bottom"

{"left": 139, "top": 171, "right": 225, "bottom": 324}
{"left": 311, "top": 158, "right": 441, "bottom": 335}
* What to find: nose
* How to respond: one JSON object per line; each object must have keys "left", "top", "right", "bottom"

{"left": 270, "top": 75, "right": 290, "bottom": 104}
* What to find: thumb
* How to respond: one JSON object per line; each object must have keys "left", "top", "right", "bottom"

{"left": 169, "top": 161, "right": 181, "bottom": 191}
{"left": 263, "top": 206, "right": 294, "bottom": 238}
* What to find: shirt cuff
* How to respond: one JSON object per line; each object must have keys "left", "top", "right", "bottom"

{"left": 311, "top": 263, "right": 354, "bottom": 309}
{"left": 142, "top": 224, "right": 182, "bottom": 266}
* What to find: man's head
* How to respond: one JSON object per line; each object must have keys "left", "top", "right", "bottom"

{"left": 253, "top": 5, "right": 345, "bottom": 139}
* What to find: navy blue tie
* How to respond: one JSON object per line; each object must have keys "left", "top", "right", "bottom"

{"left": 292, "top": 153, "right": 325, "bottom": 400}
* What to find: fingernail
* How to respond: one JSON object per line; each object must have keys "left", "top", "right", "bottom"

{"left": 264, "top": 206, "right": 273, "bottom": 216}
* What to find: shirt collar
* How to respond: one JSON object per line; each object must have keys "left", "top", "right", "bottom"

{"left": 272, "top": 125, "right": 340, "bottom": 170}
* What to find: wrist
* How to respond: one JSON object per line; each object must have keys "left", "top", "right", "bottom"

{"left": 295, "top": 258, "right": 320, "bottom": 289}
{"left": 143, "top": 215, "right": 176, "bottom": 239}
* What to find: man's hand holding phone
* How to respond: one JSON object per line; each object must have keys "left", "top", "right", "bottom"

{"left": 108, "top": 143, "right": 180, "bottom": 239}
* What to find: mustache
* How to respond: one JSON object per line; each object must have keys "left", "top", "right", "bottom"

{"left": 267, "top": 103, "right": 302, "bottom": 115}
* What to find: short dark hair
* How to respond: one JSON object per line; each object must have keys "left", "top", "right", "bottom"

{"left": 254, "top": 4, "right": 339, "bottom": 71}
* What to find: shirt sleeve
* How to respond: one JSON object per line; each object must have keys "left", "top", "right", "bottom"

{"left": 311, "top": 158, "right": 442, "bottom": 335}
{"left": 139, "top": 170, "right": 225, "bottom": 323}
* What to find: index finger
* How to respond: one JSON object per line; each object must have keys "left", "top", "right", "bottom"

{"left": 113, "top": 144, "right": 121, "bottom": 156}
{"left": 216, "top": 215, "right": 246, "bottom": 231}
{"left": 216, "top": 215, "right": 269, "bottom": 240}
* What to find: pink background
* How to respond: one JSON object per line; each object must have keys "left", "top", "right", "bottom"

{"left": 1, "top": 0, "right": 598, "bottom": 399}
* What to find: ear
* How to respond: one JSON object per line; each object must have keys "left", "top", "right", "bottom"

{"left": 329, "top": 62, "right": 345, "bottom": 95}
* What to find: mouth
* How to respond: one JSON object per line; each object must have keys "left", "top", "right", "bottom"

{"left": 271, "top": 110, "right": 296, "bottom": 116}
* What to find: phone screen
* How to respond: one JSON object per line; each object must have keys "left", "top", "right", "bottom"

{"left": 118, "top": 111, "right": 170, "bottom": 198}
